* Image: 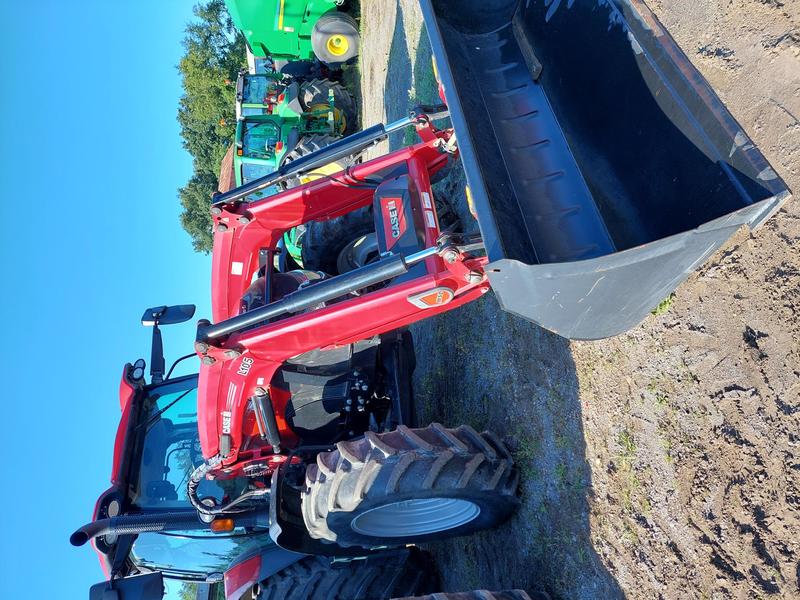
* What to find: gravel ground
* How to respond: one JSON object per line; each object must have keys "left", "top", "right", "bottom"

{"left": 358, "top": 1, "right": 800, "bottom": 599}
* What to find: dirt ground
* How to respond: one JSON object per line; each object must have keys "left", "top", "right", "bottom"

{"left": 358, "top": 1, "right": 800, "bottom": 599}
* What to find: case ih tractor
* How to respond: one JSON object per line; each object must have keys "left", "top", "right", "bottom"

{"left": 74, "top": 1, "right": 789, "bottom": 599}
{"left": 225, "top": 0, "right": 360, "bottom": 67}
{"left": 73, "top": 306, "right": 449, "bottom": 599}
{"left": 73, "top": 299, "right": 517, "bottom": 600}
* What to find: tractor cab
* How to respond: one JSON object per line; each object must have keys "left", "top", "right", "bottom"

{"left": 75, "top": 305, "right": 301, "bottom": 600}
{"left": 235, "top": 72, "right": 285, "bottom": 120}
{"left": 232, "top": 70, "right": 348, "bottom": 204}
{"left": 234, "top": 116, "right": 291, "bottom": 202}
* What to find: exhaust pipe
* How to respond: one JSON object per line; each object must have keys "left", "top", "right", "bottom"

{"left": 70, "top": 512, "right": 205, "bottom": 547}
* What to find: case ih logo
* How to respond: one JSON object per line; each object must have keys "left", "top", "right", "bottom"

{"left": 380, "top": 196, "right": 407, "bottom": 249}
{"left": 221, "top": 411, "right": 233, "bottom": 435}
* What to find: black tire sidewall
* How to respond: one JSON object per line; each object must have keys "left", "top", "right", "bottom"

{"left": 302, "top": 210, "right": 374, "bottom": 274}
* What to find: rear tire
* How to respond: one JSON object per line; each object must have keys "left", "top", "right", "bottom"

{"left": 256, "top": 549, "right": 437, "bottom": 600}
{"left": 302, "top": 209, "right": 375, "bottom": 275}
{"left": 336, "top": 233, "right": 380, "bottom": 273}
{"left": 280, "top": 135, "right": 354, "bottom": 190}
{"left": 300, "top": 78, "right": 357, "bottom": 133}
{"left": 302, "top": 424, "right": 519, "bottom": 548}
{"left": 311, "top": 13, "right": 360, "bottom": 66}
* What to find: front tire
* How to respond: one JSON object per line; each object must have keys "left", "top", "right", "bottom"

{"left": 256, "top": 549, "right": 436, "bottom": 600}
{"left": 336, "top": 233, "right": 380, "bottom": 273}
{"left": 302, "top": 424, "right": 519, "bottom": 548}
{"left": 301, "top": 208, "right": 375, "bottom": 275}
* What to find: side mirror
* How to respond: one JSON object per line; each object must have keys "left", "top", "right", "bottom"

{"left": 89, "top": 573, "right": 164, "bottom": 600}
{"left": 141, "top": 305, "right": 196, "bottom": 327}
{"left": 140, "top": 305, "right": 196, "bottom": 384}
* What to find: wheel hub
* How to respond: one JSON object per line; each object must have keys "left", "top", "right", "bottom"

{"left": 327, "top": 35, "right": 349, "bottom": 57}
{"left": 350, "top": 498, "right": 481, "bottom": 537}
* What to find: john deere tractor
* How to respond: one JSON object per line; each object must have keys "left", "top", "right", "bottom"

{"left": 232, "top": 70, "right": 358, "bottom": 265}
{"left": 226, "top": 0, "right": 360, "bottom": 67}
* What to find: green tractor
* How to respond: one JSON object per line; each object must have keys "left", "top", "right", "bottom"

{"left": 232, "top": 70, "right": 358, "bottom": 264}
{"left": 225, "top": 0, "right": 360, "bottom": 67}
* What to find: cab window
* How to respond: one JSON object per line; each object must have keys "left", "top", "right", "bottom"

{"left": 241, "top": 121, "right": 280, "bottom": 160}
{"left": 133, "top": 381, "right": 245, "bottom": 511}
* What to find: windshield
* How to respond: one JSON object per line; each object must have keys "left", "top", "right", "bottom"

{"left": 131, "top": 529, "right": 273, "bottom": 579}
{"left": 128, "top": 378, "right": 272, "bottom": 579}
{"left": 241, "top": 120, "right": 280, "bottom": 160}
{"left": 241, "top": 162, "right": 282, "bottom": 202}
{"left": 242, "top": 76, "right": 278, "bottom": 108}
{"left": 133, "top": 379, "right": 245, "bottom": 510}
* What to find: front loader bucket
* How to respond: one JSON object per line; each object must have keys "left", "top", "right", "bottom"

{"left": 421, "top": 0, "right": 790, "bottom": 339}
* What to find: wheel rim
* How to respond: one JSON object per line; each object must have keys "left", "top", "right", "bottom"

{"left": 309, "top": 103, "right": 347, "bottom": 134}
{"left": 337, "top": 234, "right": 379, "bottom": 274}
{"left": 326, "top": 34, "right": 349, "bottom": 57}
{"left": 350, "top": 498, "right": 481, "bottom": 537}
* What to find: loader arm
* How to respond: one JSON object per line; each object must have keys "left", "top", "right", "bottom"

{"left": 197, "top": 123, "right": 489, "bottom": 477}
{"left": 211, "top": 121, "right": 452, "bottom": 322}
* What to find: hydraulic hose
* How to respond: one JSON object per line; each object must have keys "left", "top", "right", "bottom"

{"left": 187, "top": 457, "right": 269, "bottom": 517}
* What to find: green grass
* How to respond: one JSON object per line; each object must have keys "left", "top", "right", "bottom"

{"left": 555, "top": 462, "right": 569, "bottom": 487}
{"left": 618, "top": 429, "right": 636, "bottom": 459}
{"left": 651, "top": 293, "right": 676, "bottom": 316}
{"left": 617, "top": 429, "right": 646, "bottom": 513}
{"left": 511, "top": 425, "right": 541, "bottom": 484}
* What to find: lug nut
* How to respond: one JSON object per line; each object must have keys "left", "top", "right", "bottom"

{"left": 254, "top": 387, "right": 267, "bottom": 396}
{"left": 357, "top": 405, "right": 365, "bottom": 412}
{"left": 224, "top": 349, "right": 242, "bottom": 359}
{"left": 237, "top": 216, "right": 251, "bottom": 225}
{"left": 202, "top": 356, "right": 216, "bottom": 366}
{"left": 357, "top": 396, "right": 365, "bottom": 404}
{"left": 361, "top": 384, "right": 368, "bottom": 391}
{"left": 345, "top": 406, "right": 351, "bottom": 412}
{"left": 211, "top": 206, "right": 222, "bottom": 216}
{"left": 195, "top": 342, "right": 209, "bottom": 354}
{"left": 346, "top": 398, "right": 353, "bottom": 405}
{"left": 217, "top": 223, "right": 228, "bottom": 233}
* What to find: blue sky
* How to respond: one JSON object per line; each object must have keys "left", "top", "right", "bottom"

{"left": 0, "top": 1, "right": 211, "bottom": 597}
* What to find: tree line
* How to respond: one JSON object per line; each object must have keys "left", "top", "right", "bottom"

{"left": 177, "top": 0, "right": 246, "bottom": 252}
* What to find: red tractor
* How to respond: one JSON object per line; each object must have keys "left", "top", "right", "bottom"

{"left": 73, "top": 1, "right": 789, "bottom": 598}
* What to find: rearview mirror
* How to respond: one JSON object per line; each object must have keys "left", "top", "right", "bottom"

{"left": 141, "top": 304, "right": 196, "bottom": 327}
{"left": 89, "top": 573, "right": 164, "bottom": 600}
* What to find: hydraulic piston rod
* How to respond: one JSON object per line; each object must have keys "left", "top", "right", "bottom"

{"left": 211, "top": 105, "right": 449, "bottom": 206}
{"left": 198, "top": 246, "right": 439, "bottom": 342}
